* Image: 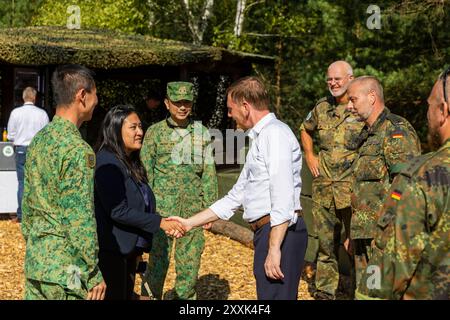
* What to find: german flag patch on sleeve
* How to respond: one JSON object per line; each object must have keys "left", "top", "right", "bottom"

{"left": 391, "top": 129, "right": 404, "bottom": 139}
{"left": 391, "top": 190, "right": 402, "bottom": 201}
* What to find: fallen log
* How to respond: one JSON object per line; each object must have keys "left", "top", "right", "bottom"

{"left": 209, "top": 220, "right": 254, "bottom": 249}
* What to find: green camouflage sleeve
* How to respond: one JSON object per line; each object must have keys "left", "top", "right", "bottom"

{"left": 299, "top": 105, "right": 318, "bottom": 132}
{"left": 201, "top": 130, "right": 218, "bottom": 209}
{"left": 356, "top": 175, "right": 426, "bottom": 300}
{"left": 21, "top": 155, "right": 32, "bottom": 242}
{"left": 141, "top": 126, "right": 156, "bottom": 186}
{"left": 384, "top": 124, "right": 421, "bottom": 180}
{"left": 59, "top": 147, "right": 103, "bottom": 290}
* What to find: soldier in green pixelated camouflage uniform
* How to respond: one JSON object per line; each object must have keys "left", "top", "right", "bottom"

{"left": 140, "top": 81, "right": 218, "bottom": 300}
{"left": 300, "top": 61, "right": 364, "bottom": 299}
{"left": 356, "top": 70, "right": 449, "bottom": 300}
{"left": 22, "top": 65, "right": 104, "bottom": 300}
{"left": 347, "top": 76, "right": 421, "bottom": 292}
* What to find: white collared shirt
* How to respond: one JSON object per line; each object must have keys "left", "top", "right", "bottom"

{"left": 7, "top": 102, "right": 49, "bottom": 146}
{"left": 210, "top": 113, "right": 302, "bottom": 227}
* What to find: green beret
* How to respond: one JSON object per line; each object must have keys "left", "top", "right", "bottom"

{"left": 167, "top": 81, "right": 194, "bottom": 102}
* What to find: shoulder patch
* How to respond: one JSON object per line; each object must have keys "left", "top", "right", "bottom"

{"left": 390, "top": 189, "right": 403, "bottom": 201}
{"left": 390, "top": 128, "right": 405, "bottom": 139}
{"left": 86, "top": 153, "right": 96, "bottom": 169}
{"left": 423, "top": 166, "right": 450, "bottom": 188}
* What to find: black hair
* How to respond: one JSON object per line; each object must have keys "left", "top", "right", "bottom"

{"left": 51, "top": 64, "right": 96, "bottom": 106}
{"left": 95, "top": 105, "right": 148, "bottom": 184}
{"left": 145, "top": 91, "right": 162, "bottom": 101}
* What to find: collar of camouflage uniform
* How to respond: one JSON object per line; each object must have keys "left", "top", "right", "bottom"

{"left": 367, "top": 107, "right": 389, "bottom": 133}
{"left": 166, "top": 116, "right": 193, "bottom": 129}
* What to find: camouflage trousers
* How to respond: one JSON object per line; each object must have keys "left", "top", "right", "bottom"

{"left": 302, "top": 195, "right": 319, "bottom": 263}
{"left": 352, "top": 238, "right": 373, "bottom": 291}
{"left": 142, "top": 227, "right": 205, "bottom": 300}
{"left": 314, "top": 203, "right": 352, "bottom": 296}
{"left": 24, "top": 278, "right": 85, "bottom": 300}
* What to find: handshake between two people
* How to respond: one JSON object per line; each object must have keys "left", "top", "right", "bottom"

{"left": 159, "top": 216, "right": 213, "bottom": 239}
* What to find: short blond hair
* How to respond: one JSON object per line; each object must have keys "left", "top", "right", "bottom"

{"left": 22, "top": 87, "right": 37, "bottom": 102}
{"left": 349, "top": 76, "right": 384, "bottom": 103}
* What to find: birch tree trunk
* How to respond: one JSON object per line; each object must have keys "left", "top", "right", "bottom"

{"left": 181, "top": 0, "right": 214, "bottom": 45}
{"left": 234, "top": 0, "right": 246, "bottom": 37}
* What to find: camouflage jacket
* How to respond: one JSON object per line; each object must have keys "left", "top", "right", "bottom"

{"left": 356, "top": 138, "right": 450, "bottom": 300}
{"left": 351, "top": 108, "right": 421, "bottom": 239}
{"left": 21, "top": 116, "right": 103, "bottom": 294}
{"left": 300, "top": 96, "right": 364, "bottom": 209}
{"left": 140, "top": 118, "right": 218, "bottom": 218}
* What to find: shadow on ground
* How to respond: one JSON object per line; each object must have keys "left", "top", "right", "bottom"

{"left": 163, "top": 274, "right": 231, "bottom": 300}
{"left": 196, "top": 274, "right": 231, "bottom": 300}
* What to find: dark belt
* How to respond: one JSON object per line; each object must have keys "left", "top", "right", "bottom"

{"left": 249, "top": 210, "right": 303, "bottom": 232}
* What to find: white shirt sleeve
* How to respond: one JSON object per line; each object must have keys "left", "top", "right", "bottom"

{"left": 7, "top": 111, "right": 16, "bottom": 141}
{"left": 42, "top": 112, "right": 50, "bottom": 127}
{"left": 263, "top": 127, "right": 296, "bottom": 227}
{"left": 209, "top": 165, "right": 248, "bottom": 221}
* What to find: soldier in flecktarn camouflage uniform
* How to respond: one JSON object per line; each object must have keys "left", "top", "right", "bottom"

{"left": 346, "top": 76, "right": 421, "bottom": 292}
{"left": 22, "top": 65, "right": 106, "bottom": 300}
{"left": 140, "top": 82, "right": 218, "bottom": 300}
{"left": 356, "top": 69, "right": 450, "bottom": 300}
{"left": 300, "top": 61, "right": 363, "bottom": 299}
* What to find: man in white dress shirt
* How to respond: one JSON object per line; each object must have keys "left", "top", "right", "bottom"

{"left": 170, "top": 76, "right": 308, "bottom": 299}
{"left": 7, "top": 87, "right": 49, "bottom": 222}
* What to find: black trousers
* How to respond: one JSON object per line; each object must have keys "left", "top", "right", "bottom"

{"left": 253, "top": 217, "right": 308, "bottom": 300}
{"left": 98, "top": 250, "right": 141, "bottom": 300}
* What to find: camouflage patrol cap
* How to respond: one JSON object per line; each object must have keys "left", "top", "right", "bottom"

{"left": 167, "top": 81, "right": 194, "bottom": 102}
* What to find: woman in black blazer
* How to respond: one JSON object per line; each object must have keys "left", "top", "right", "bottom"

{"left": 94, "top": 105, "right": 185, "bottom": 300}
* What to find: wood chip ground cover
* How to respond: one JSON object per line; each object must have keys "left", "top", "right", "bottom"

{"left": 0, "top": 218, "right": 314, "bottom": 300}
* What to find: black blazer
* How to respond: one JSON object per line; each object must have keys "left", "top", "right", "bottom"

{"left": 94, "top": 149, "right": 161, "bottom": 256}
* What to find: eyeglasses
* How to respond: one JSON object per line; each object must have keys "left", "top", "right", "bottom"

{"left": 442, "top": 66, "right": 450, "bottom": 103}
{"left": 326, "top": 77, "right": 344, "bottom": 84}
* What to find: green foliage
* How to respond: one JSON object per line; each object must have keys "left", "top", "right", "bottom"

{"left": 1, "top": 0, "right": 449, "bottom": 147}
{"left": 0, "top": 0, "right": 45, "bottom": 28}
{"left": 31, "top": 0, "right": 150, "bottom": 34}
{"left": 209, "top": 0, "right": 449, "bottom": 145}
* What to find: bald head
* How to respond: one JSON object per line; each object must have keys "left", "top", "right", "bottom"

{"left": 326, "top": 61, "right": 354, "bottom": 100}
{"left": 427, "top": 69, "right": 450, "bottom": 149}
{"left": 328, "top": 61, "right": 353, "bottom": 76}
{"left": 348, "top": 76, "right": 384, "bottom": 104}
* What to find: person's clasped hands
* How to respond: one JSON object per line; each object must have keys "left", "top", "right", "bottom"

{"left": 160, "top": 217, "right": 186, "bottom": 238}
{"left": 161, "top": 216, "right": 213, "bottom": 238}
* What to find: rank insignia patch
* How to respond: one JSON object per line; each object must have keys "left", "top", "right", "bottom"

{"left": 86, "top": 153, "right": 96, "bottom": 168}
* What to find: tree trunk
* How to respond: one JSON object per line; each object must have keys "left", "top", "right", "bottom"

{"left": 275, "top": 38, "right": 283, "bottom": 115}
{"left": 209, "top": 220, "right": 254, "bottom": 249}
{"left": 234, "top": 0, "right": 247, "bottom": 37}
{"left": 181, "top": 0, "right": 214, "bottom": 45}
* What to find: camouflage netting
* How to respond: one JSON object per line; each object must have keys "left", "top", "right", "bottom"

{"left": 0, "top": 26, "right": 272, "bottom": 69}
{"left": 0, "top": 26, "right": 273, "bottom": 144}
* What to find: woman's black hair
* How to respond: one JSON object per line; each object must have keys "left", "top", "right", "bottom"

{"left": 95, "top": 105, "right": 148, "bottom": 184}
